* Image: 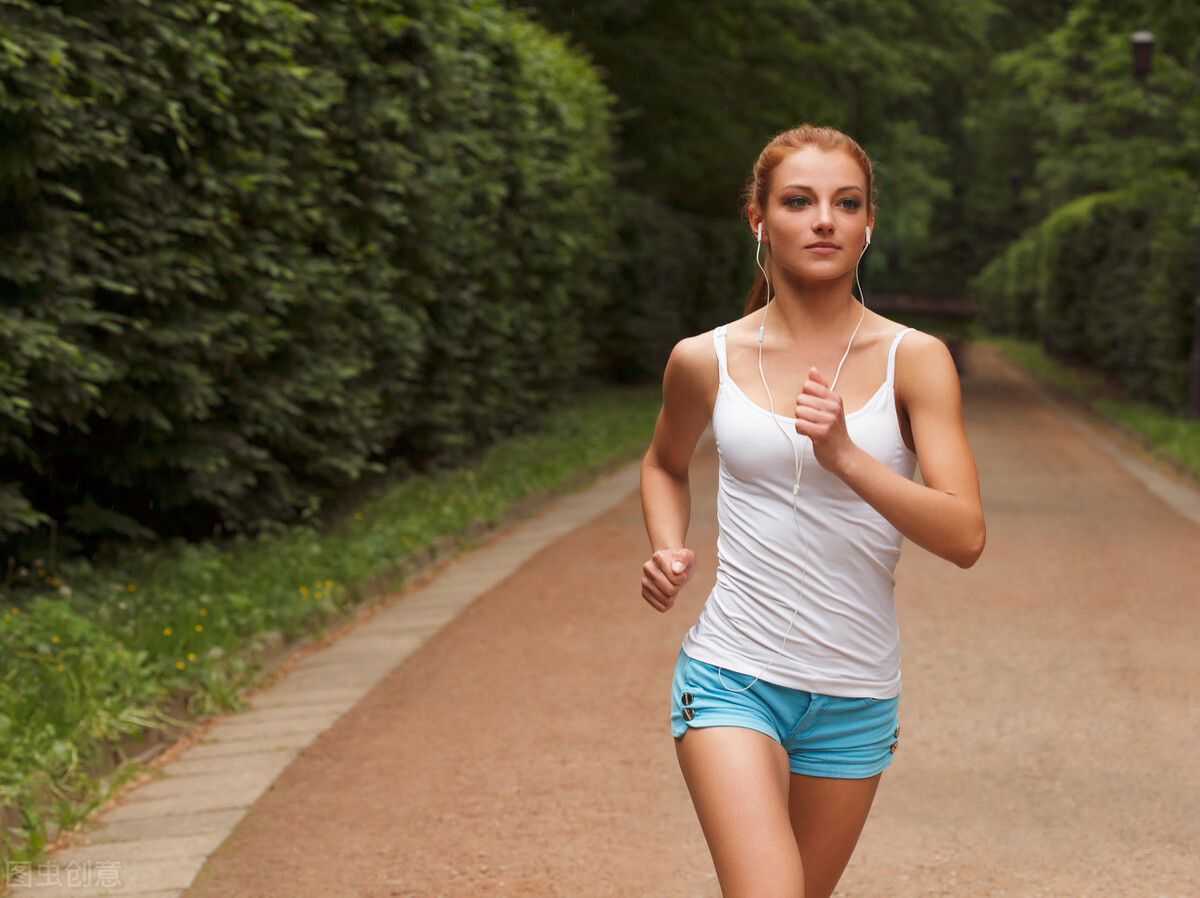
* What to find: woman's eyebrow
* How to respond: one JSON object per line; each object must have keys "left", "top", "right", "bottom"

{"left": 782, "top": 184, "right": 865, "bottom": 193}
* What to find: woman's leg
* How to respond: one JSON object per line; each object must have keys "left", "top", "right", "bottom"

{"left": 787, "top": 772, "right": 882, "bottom": 898}
{"left": 675, "top": 726, "right": 804, "bottom": 897}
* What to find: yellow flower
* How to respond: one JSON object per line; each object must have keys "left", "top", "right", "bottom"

{"left": 9, "top": 608, "right": 16, "bottom": 615}
{"left": 128, "top": 584, "right": 137, "bottom": 592}
{"left": 51, "top": 636, "right": 59, "bottom": 644}
{"left": 195, "top": 625, "right": 203, "bottom": 633}
{"left": 324, "top": 580, "right": 332, "bottom": 589}
{"left": 313, "top": 591, "right": 322, "bottom": 600}
{"left": 299, "top": 586, "right": 308, "bottom": 597}
{"left": 187, "top": 652, "right": 196, "bottom": 661}
{"left": 354, "top": 512, "right": 364, "bottom": 521}
{"left": 199, "top": 609, "right": 208, "bottom": 617}
{"left": 175, "top": 661, "right": 185, "bottom": 670}
{"left": 57, "top": 664, "right": 64, "bottom": 672}
{"left": 163, "top": 627, "right": 172, "bottom": 636}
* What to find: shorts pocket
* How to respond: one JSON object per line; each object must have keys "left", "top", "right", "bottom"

{"left": 670, "top": 652, "right": 696, "bottom": 736}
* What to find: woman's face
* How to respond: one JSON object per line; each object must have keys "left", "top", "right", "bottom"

{"left": 754, "top": 146, "right": 874, "bottom": 283}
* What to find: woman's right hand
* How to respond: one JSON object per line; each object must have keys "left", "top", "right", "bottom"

{"left": 641, "top": 548, "right": 696, "bottom": 613}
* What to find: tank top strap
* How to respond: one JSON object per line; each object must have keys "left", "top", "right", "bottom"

{"left": 885, "top": 328, "right": 915, "bottom": 387}
{"left": 712, "top": 325, "right": 729, "bottom": 384}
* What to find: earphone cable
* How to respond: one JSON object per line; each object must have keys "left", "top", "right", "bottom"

{"left": 719, "top": 238, "right": 870, "bottom": 693}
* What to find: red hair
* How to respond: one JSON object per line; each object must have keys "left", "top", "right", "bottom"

{"left": 741, "top": 125, "right": 876, "bottom": 315}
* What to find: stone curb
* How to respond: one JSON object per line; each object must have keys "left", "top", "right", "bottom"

{"left": 8, "top": 460, "right": 643, "bottom": 897}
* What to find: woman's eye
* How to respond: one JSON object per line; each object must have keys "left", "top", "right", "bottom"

{"left": 783, "top": 197, "right": 861, "bottom": 210}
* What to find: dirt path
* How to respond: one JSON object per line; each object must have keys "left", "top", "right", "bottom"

{"left": 182, "top": 345, "right": 1200, "bottom": 898}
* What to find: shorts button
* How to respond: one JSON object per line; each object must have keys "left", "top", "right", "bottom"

{"left": 681, "top": 692, "right": 694, "bottom": 706}
{"left": 682, "top": 707, "right": 695, "bottom": 721}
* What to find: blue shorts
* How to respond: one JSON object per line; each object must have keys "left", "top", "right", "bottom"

{"left": 670, "top": 650, "right": 900, "bottom": 779}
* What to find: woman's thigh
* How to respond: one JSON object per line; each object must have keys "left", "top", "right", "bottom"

{"left": 787, "top": 771, "right": 882, "bottom": 898}
{"left": 675, "top": 726, "right": 803, "bottom": 898}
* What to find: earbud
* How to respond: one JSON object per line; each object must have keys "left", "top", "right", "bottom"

{"left": 865, "top": 225, "right": 872, "bottom": 246}
{"left": 757, "top": 222, "right": 763, "bottom": 243}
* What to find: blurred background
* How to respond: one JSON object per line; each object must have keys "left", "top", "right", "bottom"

{"left": 1, "top": 0, "right": 1196, "bottom": 866}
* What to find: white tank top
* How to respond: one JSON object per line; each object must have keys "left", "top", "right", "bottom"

{"left": 680, "top": 325, "right": 917, "bottom": 699}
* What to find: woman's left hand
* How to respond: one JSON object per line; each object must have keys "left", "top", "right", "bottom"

{"left": 795, "top": 367, "right": 855, "bottom": 475}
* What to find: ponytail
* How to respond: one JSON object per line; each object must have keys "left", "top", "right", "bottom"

{"left": 744, "top": 270, "right": 769, "bottom": 316}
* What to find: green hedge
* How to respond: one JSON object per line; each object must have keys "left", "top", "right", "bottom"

{"left": 971, "top": 178, "right": 1195, "bottom": 409}
{"left": 0, "top": 0, "right": 616, "bottom": 550}
{"left": 590, "top": 190, "right": 750, "bottom": 383}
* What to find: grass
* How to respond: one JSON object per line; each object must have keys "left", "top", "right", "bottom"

{"left": 1093, "top": 400, "right": 1200, "bottom": 477}
{"left": 985, "top": 336, "right": 1200, "bottom": 480}
{"left": 0, "top": 383, "right": 663, "bottom": 865}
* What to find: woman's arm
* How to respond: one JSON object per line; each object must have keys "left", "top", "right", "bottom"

{"left": 640, "top": 334, "right": 717, "bottom": 611}
{"left": 795, "top": 332, "right": 985, "bottom": 568}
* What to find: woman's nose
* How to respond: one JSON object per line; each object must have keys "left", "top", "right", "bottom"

{"left": 813, "top": 203, "right": 835, "bottom": 229}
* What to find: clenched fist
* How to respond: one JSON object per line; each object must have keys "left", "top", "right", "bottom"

{"left": 641, "top": 547, "right": 696, "bottom": 613}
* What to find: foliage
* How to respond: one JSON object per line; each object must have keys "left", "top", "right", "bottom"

{"left": 0, "top": 0, "right": 616, "bottom": 548}
{"left": 588, "top": 190, "right": 752, "bottom": 382}
{"left": 0, "top": 382, "right": 662, "bottom": 863}
{"left": 971, "top": 179, "right": 1195, "bottom": 408}
{"left": 1096, "top": 398, "right": 1200, "bottom": 477}
{"left": 962, "top": 0, "right": 1199, "bottom": 272}
{"left": 525, "top": 0, "right": 995, "bottom": 367}
{"left": 963, "top": 0, "right": 1199, "bottom": 414}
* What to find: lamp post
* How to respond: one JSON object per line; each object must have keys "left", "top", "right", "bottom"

{"left": 1009, "top": 168, "right": 1024, "bottom": 219}
{"left": 1131, "top": 30, "right": 1154, "bottom": 82}
{"left": 1131, "top": 29, "right": 1200, "bottom": 418}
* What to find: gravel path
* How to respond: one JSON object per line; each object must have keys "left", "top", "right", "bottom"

{"left": 178, "top": 345, "right": 1200, "bottom": 898}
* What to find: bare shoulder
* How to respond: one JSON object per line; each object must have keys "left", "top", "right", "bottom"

{"left": 897, "top": 328, "right": 956, "bottom": 363}
{"left": 662, "top": 329, "right": 720, "bottom": 410}
{"left": 860, "top": 309, "right": 916, "bottom": 350}
{"left": 667, "top": 329, "right": 719, "bottom": 373}
{"left": 893, "top": 329, "right": 962, "bottom": 407}
{"left": 647, "top": 329, "right": 720, "bottom": 472}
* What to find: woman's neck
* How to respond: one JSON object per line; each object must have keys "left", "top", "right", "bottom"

{"left": 761, "top": 272, "right": 862, "bottom": 342}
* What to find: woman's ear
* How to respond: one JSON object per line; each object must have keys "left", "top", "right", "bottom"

{"left": 749, "top": 210, "right": 766, "bottom": 243}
